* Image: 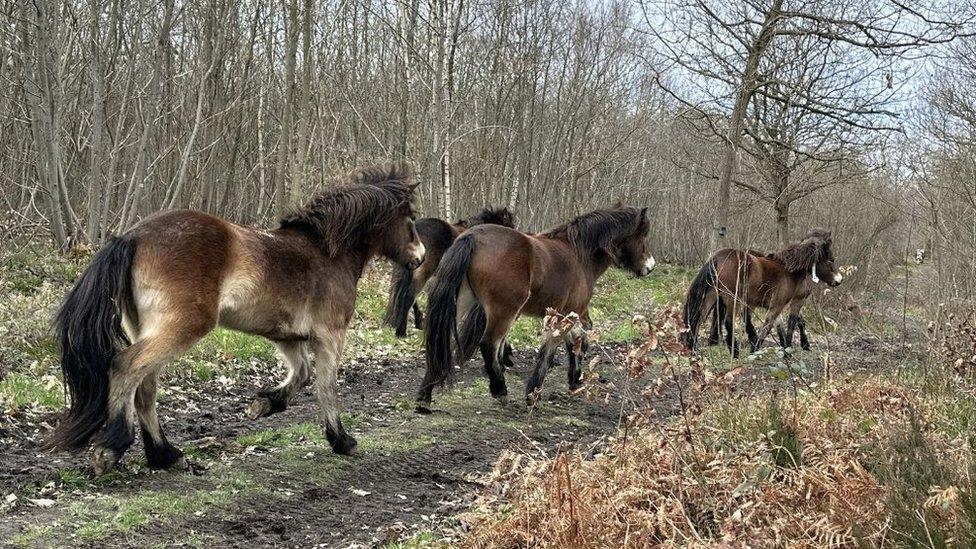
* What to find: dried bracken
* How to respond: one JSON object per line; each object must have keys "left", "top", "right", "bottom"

{"left": 462, "top": 313, "right": 975, "bottom": 548}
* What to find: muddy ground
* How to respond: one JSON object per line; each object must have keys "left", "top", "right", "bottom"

{"left": 0, "top": 316, "right": 923, "bottom": 549}
{"left": 0, "top": 341, "right": 658, "bottom": 548}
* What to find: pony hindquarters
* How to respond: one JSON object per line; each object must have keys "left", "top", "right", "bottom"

{"left": 45, "top": 235, "right": 139, "bottom": 453}
{"left": 417, "top": 234, "right": 479, "bottom": 411}
{"left": 681, "top": 259, "right": 719, "bottom": 350}
{"left": 45, "top": 232, "right": 213, "bottom": 475}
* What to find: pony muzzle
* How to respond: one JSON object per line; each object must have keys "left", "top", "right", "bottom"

{"left": 638, "top": 255, "right": 656, "bottom": 277}
{"left": 405, "top": 242, "right": 426, "bottom": 270}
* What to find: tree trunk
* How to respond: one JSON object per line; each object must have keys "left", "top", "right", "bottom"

{"left": 290, "top": 0, "right": 314, "bottom": 204}
{"left": 120, "top": 0, "right": 174, "bottom": 230}
{"left": 775, "top": 201, "right": 790, "bottom": 247}
{"left": 25, "top": 0, "right": 73, "bottom": 247}
{"left": 713, "top": 0, "right": 782, "bottom": 248}
{"left": 275, "top": 0, "right": 299, "bottom": 214}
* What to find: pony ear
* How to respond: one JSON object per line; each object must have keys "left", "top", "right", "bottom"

{"left": 781, "top": 237, "right": 824, "bottom": 273}
{"left": 640, "top": 207, "right": 648, "bottom": 220}
{"left": 408, "top": 182, "right": 420, "bottom": 191}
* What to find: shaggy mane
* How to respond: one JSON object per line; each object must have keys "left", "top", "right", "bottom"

{"left": 541, "top": 206, "right": 644, "bottom": 258}
{"left": 770, "top": 228, "right": 833, "bottom": 272}
{"left": 456, "top": 205, "right": 515, "bottom": 229}
{"left": 279, "top": 162, "right": 414, "bottom": 256}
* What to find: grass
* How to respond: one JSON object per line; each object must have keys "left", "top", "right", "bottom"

{"left": 0, "top": 370, "right": 64, "bottom": 411}
{"left": 382, "top": 530, "right": 445, "bottom": 548}
{"left": 11, "top": 472, "right": 258, "bottom": 546}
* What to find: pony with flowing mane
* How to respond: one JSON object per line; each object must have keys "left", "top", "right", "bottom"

{"left": 417, "top": 205, "right": 655, "bottom": 411}
{"left": 683, "top": 229, "right": 842, "bottom": 355}
{"left": 45, "top": 163, "right": 426, "bottom": 474}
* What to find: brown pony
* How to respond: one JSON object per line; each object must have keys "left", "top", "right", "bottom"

{"left": 385, "top": 206, "right": 516, "bottom": 337}
{"left": 45, "top": 163, "right": 425, "bottom": 474}
{"left": 417, "top": 205, "right": 655, "bottom": 411}
{"left": 683, "top": 229, "right": 842, "bottom": 355}
{"left": 706, "top": 248, "right": 814, "bottom": 350}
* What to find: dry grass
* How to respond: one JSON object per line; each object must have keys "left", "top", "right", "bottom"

{"left": 462, "top": 314, "right": 976, "bottom": 548}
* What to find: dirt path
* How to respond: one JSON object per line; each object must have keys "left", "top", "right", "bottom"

{"left": 1, "top": 342, "right": 675, "bottom": 548}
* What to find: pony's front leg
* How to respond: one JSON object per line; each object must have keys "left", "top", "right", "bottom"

{"left": 312, "top": 329, "right": 357, "bottom": 455}
{"left": 247, "top": 341, "right": 312, "bottom": 420}
{"left": 753, "top": 303, "right": 787, "bottom": 350}
{"left": 797, "top": 315, "right": 811, "bottom": 350}
{"left": 565, "top": 329, "right": 589, "bottom": 391}
{"left": 525, "top": 338, "right": 560, "bottom": 406}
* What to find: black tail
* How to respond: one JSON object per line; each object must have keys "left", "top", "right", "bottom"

{"left": 419, "top": 234, "right": 478, "bottom": 399}
{"left": 458, "top": 302, "right": 486, "bottom": 363}
{"left": 385, "top": 264, "right": 416, "bottom": 338}
{"left": 682, "top": 259, "right": 717, "bottom": 349}
{"left": 44, "top": 235, "right": 138, "bottom": 451}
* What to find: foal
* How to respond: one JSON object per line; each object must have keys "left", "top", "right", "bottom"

{"left": 385, "top": 206, "right": 515, "bottom": 337}
{"left": 683, "top": 229, "right": 842, "bottom": 354}
{"left": 45, "top": 163, "right": 425, "bottom": 474}
{"left": 417, "top": 206, "right": 655, "bottom": 410}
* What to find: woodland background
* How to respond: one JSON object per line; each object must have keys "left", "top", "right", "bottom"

{"left": 2, "top": 0, "right": 976, "bottom": 306}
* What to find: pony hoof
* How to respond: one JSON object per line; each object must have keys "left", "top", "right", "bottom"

{"left": 493, "top": 393, "right": 508, "bottom": 404}
{"left": 330, "top": 435, "right": 358, "bottom": 455}
{"left": 92, "top": 447, "right": 120, "bottom": 477}
{"left": 415, "top": 402, "right": 433, "bottom": 414}
{"left": 147, "top": 444, "right": 185, "bottom": 470}
{"left": 246, "top": 397, "right": 274, "bottom": 420}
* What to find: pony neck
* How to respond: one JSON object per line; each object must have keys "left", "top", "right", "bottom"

{"left": 583, "top": 249, "right": 615, "bottom": 282}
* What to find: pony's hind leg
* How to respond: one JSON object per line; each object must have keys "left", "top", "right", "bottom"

{"left": 744, "top": 309, "right": 759, "bottom": 352}
{"left": 312, "top": 328, "right": 356, "bottom": 455}
{"left": 247, "top": 341, "right": 312, "bottom": 420}
{"left": 722, "top": 298, "right": 740, "bottom": 357}
{"left": 708, "top": 299, "right": 724, "bottom": 345}
{"left": 94, "top": 327, "right": 207, "bottom": 475}
{"left": 135, "top": 372, "right": 184, "bottom": 469}
{"left": 500, "top": 340, "right": 515, "bottom": 368}
{"left": 480, "top": 341, "right": 508, "bottom": 401}
{"left": 412, "top": 300, "right": 424, "bottom": 329}
{"left": 481, "top": 311, "right": 518, "bottom": 401}
{"left": 525, "top": 338, "right": 558, "bottom": 406}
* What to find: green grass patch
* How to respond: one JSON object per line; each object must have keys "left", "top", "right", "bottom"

{"left": 236, "top": 422, "right": 327, "bottom": 448}
{"left": 0, "top": 371, "right": 64, "bottom": 411}
{"left": 382, "top": 530, "right": 445, "bottom": 548}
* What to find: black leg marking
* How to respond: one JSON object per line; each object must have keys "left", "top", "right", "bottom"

{"left": 92, "top": 414, "right": 136, "bottom": 474}
{"left": 141, "top": 427, "right": 184, "bottom": 469}
{"left": 744, "top": 309, "right": 759, "bottom": 352}
{"left": 708, "top": 301, "right": 724, "bottom": 345}
{"left": 415, "top": 385, "right": 434, "bottom": 414}
{"left": 797, "top": 315, "right": 811, "bottom": 350}
{"left": 500, "top": 341, "right": 515, "bottom": 369}
{"left": 481, "top": 342, "right": 508, "bottom": 399}
{"left": 326, "top": 421, "right": 357, "bottom": 455}
{"left": 525, "top": 342, "right": 556, "bottom": 405}
{"left": 257, "top": 386, "right": 291, "bottom": 414}
{"left": 777, "top": 324, "right": 789, "bottom": 348}
{"left": 565, "top": 341, "right": 584, "bottom": 390}
{"left": 412, "top": 302, "right": 424, "bottom": 330}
